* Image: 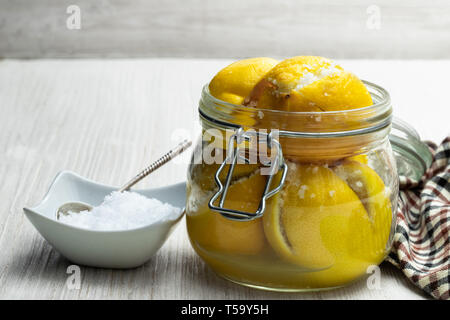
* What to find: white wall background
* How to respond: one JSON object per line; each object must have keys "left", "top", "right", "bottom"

{"left": 0, "top": 0, "right": 449, "bottom": 59}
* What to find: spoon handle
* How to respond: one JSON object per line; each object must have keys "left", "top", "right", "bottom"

{"left": 118, "top": 139, "right": 192, "bottom": 192}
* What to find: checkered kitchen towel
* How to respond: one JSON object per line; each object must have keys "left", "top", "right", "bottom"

{"left": 387, "top": 136, "right": 450, "bottom": 300}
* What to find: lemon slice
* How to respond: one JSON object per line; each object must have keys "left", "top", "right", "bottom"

{"left": 263, "top": 162, "right": 369, "bottom": 269}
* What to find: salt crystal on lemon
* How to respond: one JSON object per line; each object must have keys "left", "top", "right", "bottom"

{"left": 59, "top": 191, "right": 181, "bottom": 231}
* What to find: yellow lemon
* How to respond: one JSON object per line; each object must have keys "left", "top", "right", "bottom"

{"left": 209, "top": 57, "right": 279, "bottom": 105}
{"left": 243, "top": 56, "right": 374, "bottom": 163}
{"left": 187, "top": 168, "right": 267, "bottom": 255}
{"left": 245, "top": 56, "right": 372, "bottom": 111}
{"left": 332, "top": 160, "right": 392, "bottom": 261}
{"left": 263, "top": 162, "right": 369, "bottom": 269}
{"left": 262, "top": 160, "right": 392, "bottom": 287}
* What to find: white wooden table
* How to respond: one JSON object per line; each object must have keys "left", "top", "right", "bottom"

{"left": 1, "top": 58, "right": 448, "bottom": 300}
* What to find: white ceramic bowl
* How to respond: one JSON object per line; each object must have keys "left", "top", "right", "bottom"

{"left": 23, "top": 171, "right": 185, "bottom": 269}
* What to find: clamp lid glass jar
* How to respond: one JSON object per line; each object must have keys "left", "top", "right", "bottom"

{"left": 186, "top": 81, "right": 428, "bottom": 291}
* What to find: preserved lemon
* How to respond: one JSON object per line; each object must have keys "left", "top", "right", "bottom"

{"left": 208, "top": 57, "right": 278, "bottom": 130}
{"left": 245, "top": 56, "right": 372, "bottom": 111}
{"left": 261, "top": 161, "right": 391, "bottom": 286}
{"left": 263, "top": 163, "right": 368, "bottom": 269}
{"left": 209, "top": 57, "right": 278, "bottom": 105}
{"left": 243, "top": 56, "right": 375, "bottom": 162}
{"left": 187, "top": 168, "right": 267, "bottom": 255}
{"left": 333, "top": 160, "right": 392, "bottom": 262}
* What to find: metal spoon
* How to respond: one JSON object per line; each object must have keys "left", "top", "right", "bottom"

{"left": 56, "top": 139, "right": 192, "bottom": 220}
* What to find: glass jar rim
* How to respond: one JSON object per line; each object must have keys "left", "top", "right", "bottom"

{"left": 199, "top": 80, "right": 393, "bottom": 138}
{"left": 198, "top": 80, "right": 433, "bottom": 181}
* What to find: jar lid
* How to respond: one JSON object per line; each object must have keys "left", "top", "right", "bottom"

{"left": 389, "top": 117, "right": 433, "bottom": 181}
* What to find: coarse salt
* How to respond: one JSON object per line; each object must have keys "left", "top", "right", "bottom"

{"left": 298, "top": 185, "right": 309, "bottom": 199}
{"left": 293, "top": 65, "right": 341, "bottom": 92}
{"left": 257, "top": 111, "right": 265, "bottom": 119}
{"left": 59, "top": 191, "right": 182, "bottom": 231}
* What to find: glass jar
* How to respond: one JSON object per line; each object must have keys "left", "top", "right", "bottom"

{"left": 185, "top": 81, "right": 429, "bottom": 291}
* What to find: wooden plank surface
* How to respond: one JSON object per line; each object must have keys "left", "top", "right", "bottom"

{"left": 1, "top": 58, "right": 448, "bottom": 299}
{"left": 1, "top": 0, "right": 450, "bottom": 59}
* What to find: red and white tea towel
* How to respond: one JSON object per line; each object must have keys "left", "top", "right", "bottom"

{"left": 387, "top": 136, "right": 450, "bottom": 300}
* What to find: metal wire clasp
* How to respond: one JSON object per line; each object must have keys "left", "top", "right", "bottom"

{"left": 208, "top": 128, "right": 288, "bottom": 221}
